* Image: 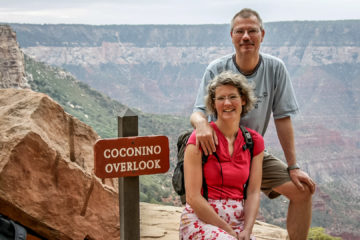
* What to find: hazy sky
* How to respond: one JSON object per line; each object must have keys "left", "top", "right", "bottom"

{"left": 0, "top": 0, "right": 359, "bottom": 25}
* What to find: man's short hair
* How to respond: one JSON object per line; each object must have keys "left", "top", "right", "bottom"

{"left": 230, "top": 8, "right": 264, "bottom": 32}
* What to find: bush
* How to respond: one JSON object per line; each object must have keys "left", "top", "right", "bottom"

{"left": 308, "top": 227, "right": 342, "bottom": 240}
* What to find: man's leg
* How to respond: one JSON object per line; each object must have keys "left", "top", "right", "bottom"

{"left": 273, "top": 181, "right": 312, "bottom": 240}
{"left": 261, "top": 152, "right": 313, "bottom": 240}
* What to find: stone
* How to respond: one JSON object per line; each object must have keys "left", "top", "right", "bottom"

{"left": 0, "top": 88, "right": 118, "bottom": 239}
{"left": 0, "top": 25, "right": 29, "bottom": 89}
{"left": 140, "top": 202, "right": 288, "bottom": 240}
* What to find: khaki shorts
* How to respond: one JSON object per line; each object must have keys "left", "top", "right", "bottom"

{"left": 261, "top": 151, "right": 291, "bottom": 199}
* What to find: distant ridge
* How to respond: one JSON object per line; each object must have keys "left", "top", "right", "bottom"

{"left": 8, "top": 20, "right": 360, "bottom": 48}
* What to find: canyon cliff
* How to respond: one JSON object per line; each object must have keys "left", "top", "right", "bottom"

{"left": 0, "top": 25, "right": 28, "bottom": 89}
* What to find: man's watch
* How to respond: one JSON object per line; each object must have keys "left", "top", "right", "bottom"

{"left": 287, "top": 164, "right": 300, "bottom": 172}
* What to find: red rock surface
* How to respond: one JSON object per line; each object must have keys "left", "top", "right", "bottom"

{"left": 0, "top": 88, "right": 119, "bottom": 239}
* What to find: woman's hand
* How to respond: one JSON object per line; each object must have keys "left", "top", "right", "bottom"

{"left": 222, "top": 224, "right": 238, "bottom": 239}
{"left": 237, "top": 229, "right": 251, "bottom": 240}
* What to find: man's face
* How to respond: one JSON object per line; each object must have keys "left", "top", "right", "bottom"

{"left": 231, "top": 15, "right": 265, "bottom": 57}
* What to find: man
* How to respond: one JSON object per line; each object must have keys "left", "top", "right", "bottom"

{"left": 190, "top": 8, "right": 316, "bottom": 240}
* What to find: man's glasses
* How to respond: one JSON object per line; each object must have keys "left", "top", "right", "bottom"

{"left": 232, "top": 28, "right": 260, "bottom": 37}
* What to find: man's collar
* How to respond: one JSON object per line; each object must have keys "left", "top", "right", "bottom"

{"left": 232, "top": 54, "right": 262, "bottom": 76}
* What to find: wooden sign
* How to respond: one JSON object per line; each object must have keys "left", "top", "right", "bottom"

{"left": 94, "top": 135, "right": 169, "bottom": 178}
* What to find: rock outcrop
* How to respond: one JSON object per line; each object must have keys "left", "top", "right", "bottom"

{"left": 0, "top": 88, "right": 118, "bottom": 239}
{"left": 140, "top": 203, "right": 288, "bottom": 240}
{"left": 0, "top": 88, "right": 288, "bottom": 239}
{"left": 0, "top": 25, "right": 29, "bottom": 89}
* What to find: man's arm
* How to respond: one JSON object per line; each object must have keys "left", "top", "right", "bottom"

{"left": 190, "top": 111, "right": 218, "bottom": 156}
{"left": 274, "top": 116, "right": 316, "bottom": 193}
{"left": 274, "top": 117, "right": 296, "bottom": 166}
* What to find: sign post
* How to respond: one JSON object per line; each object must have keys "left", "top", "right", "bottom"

{"left": 93, "top": 108, "right": 170, "bottom": 240}
{"left": 118, "top": 108, "right": 139, "bottom": 240}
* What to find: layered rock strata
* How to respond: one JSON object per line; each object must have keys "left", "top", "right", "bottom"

{"left": 0, "top": 25, "right": 29, "bottom": 89}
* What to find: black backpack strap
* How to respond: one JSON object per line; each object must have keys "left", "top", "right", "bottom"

{"left": 201, "top": 152, "right": 220, "bottom": 201}
{"left": 201, "top": 153, "right": 209, "bottom": 201}
{"left": 240, "top": 126, "right": 253, "bottom": 157}
{"left": 240, "top": 126, "right": 254, "bottom": 200}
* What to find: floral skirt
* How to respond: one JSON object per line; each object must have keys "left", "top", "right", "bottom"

{"left": 179, "top": 199, "right": 255, "bottom": 240}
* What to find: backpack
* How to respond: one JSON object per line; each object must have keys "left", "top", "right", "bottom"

{"left": 0, "top": 215, "right": 27, "bottom": 240}
{"left": 172, "top": 125, "right": 254, "bottom": 204}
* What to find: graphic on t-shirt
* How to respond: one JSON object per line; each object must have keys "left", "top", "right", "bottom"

{"left": 253, "top": 91, "right": 268, "bottom": 109}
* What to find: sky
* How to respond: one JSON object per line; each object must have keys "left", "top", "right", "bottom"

{"left": 0, "top": 0, "right": 359, "bottom": 25}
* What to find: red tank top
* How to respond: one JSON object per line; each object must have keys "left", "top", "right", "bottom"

{"left": 187, "top": 122, "right": 264, "bottom": 200}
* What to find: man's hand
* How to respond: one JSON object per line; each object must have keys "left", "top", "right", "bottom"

{"left": 289, "top": 169, "right": 316, "bottom": 194}
{"left": 190, "top": 111, "right": 218, "bottom": 155}
{"left": 195, "top": 121, "right": 218, "bottom": 156}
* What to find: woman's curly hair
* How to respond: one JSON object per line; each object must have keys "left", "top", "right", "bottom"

{"left": 205, "top": 71, "right": 257, "bottom": 117}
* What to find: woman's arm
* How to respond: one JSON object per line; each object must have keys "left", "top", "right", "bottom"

{"left": 184, "top": 144, "right": 237, "bottom": 237}
{"left": 239, "top": 151, "right": 264, "bottom": 239}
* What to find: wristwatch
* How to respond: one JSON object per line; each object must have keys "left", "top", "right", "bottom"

{"left": 287, "top": 164, "right": 300, "bottom": 172}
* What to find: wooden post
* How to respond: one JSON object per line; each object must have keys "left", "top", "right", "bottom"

{"left": 118, "top": 108, "right": 139, "bottom": 240}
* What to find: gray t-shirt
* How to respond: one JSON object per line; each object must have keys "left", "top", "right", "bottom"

{"left": 193, "top": 53, "right": 299, "bottom": 136}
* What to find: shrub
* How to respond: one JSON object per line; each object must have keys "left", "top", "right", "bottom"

{"left": 308, "top": 227, "right": 342, "bottom": 240}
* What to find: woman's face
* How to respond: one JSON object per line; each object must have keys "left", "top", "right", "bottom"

{"left": 214, "top": 84, "right": 245, "bottom": 122}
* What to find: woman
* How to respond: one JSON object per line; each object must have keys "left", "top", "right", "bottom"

{"left": 179, "top": 71, "right": 264, "bottom": 240}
